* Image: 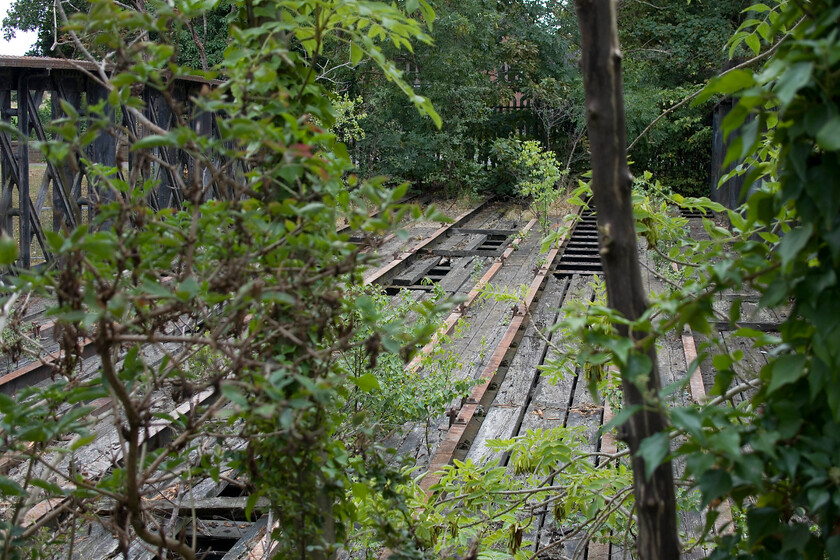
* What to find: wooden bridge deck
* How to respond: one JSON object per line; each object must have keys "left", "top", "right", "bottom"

{"left": 0, "top": 188, "right": 780, "bottom": 558}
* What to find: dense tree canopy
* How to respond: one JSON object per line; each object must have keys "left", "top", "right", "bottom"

{"left": 619, "top": 0, "right": 750, "bottom": 196}
{"left": 338, "top": 0, "right": 579, "bottom": 195}
{"left": 3, "top": 0, "right": 758, "bottom": 199}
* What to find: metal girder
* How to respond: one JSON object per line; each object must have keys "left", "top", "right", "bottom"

{"left": 0, "top": 57, "right": 228, "bottom": 269}
{"left": 29, "top": 85, "right": 82, "bottom": 231}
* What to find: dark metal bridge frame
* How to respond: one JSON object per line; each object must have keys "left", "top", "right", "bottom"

{"left": 0, "top": 55, "right": 220, "bottom": 270}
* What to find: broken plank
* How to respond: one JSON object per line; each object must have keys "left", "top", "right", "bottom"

{"left": 221, "top": 516, "right": 272, "bottom": 560}
{"left": 425, "top": 248, "right": 504, "bottom": 258}
{"left": 436, "top": 256, "right": 482, "bottom": 295}
{"left": 148, "top": 496, "right": 270, "bottom": 517}
{"left": 390, "top": 255, "right": 442, "bottom": 286}
{"left": 450, "top": 228, "right": 518, "bottom": 236}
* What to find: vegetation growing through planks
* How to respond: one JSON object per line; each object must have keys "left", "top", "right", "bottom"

{"left": 340, "top": 286, "right": 474, "bottom": 453}
{"left": 360, "top": 2, "right": 840, "bottom": 559}
{"left": 490, "top": 138, "right": 565, "bottom": 234}
{"left": 0, "top": 0, "right": 463, "bottom": 558}
{"left": 2, "top": 0, "right": 840, "bottom": 559}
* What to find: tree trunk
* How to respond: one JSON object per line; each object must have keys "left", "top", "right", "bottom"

{"left": 573, "top": 1, "right": 681, "bottom": 559}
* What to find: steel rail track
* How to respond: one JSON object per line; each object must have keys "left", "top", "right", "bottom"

{"left": 419, "top": 208, "right": 582, "bottom": 493}
{"left": 362, "top": 198, "right": 494, "bottom": 286}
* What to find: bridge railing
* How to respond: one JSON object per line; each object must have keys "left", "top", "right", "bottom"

{"left": 0, "top": 56, "right": 230, "bottom": 270}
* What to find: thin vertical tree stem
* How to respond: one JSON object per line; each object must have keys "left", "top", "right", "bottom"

{"left": 573, "top": 1, "right": 681, "bottom": 558}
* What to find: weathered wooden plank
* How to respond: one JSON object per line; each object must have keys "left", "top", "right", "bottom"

{"left": 390, "top": 255, "right": 441, "bottom": 286}
{"left": 150, "top": 496, "right": 270, "bottom": 516}
{"left": 382, "top": 232, "right": 540, "bottom": 466}
{"left": 589, "top": 367, "right": 620, "bottom": 560}
{"left": 512, "top": 276, "right": 593, "bottom": 559}
{"left": 643, "top": 249, "right": 711, "bottom": 558}
{"left": 398, "top": 220, "right": 539, "bottom": 390}
{"left": 68, "top": 521, "right": 121, "bottom": 560}
{"left": 681, "top": 329, "right": 734, "bottom": 546}
{"left": 709, "top": 320, "right": 780, "bottom": 332}
{"left": 518, "top": 276, "right": 594, "bottom": 436}
{"left": 450, "top": 228, "right": 517, "bottom": 236}
{"left": 712, "top": 295, "right": 780, "bottom": 325}
{"left": 435, "top": 229, "right": 543, "bottom": 365}
{"left": 656, "top": 331, "right": 707, "bottom": 559}
{"left": 434, "top": 256, "right": 480, "bottom": 295}
{"left": 433, "top": 231, "right": 486, "bottom": 252}
{"left": 428, "top": 248, "right": 504, "bottom": 258}
{"left": 466, "top": 276, "right": 568, "bottom": 464}
{"left": 220, "top": 516, "right": 272, "bottom": 560}
{"left": 544, "top": 346, "right": 602, "bottom": 559}
{"left": 363, "top": 204, "right": 491, "bottom": 285}
{"left": 659, "top": 330, "right": 693, "bottom": 407}
{"left": 0, "top": 336, "right": 97, "bottom": 395}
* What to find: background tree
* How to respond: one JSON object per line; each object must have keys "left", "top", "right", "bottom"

{"left": 618, "top": 0, "right": 750, "bottom": 196}
{"left": 2, "top": 0, "right": 85, "bottom": 56}
{"left": 327, "top": 0, "right": 582, "bottom": 197}
{"left": 2, "top": 0, "right": 231, "bottom": 65}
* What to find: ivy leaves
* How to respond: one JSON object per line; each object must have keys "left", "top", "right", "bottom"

{"left": 677, "top": 1, "right": 840, "bottom": 557}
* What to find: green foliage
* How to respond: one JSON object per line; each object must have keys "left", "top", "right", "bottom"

{"left": 685, "top": 2, "right": 840, "bottom": 557}
{"left": 339, "top": 287, "right": 474, "bottom": 440}
{"left": 491, "top": 138, "right": 563, "bottom": 232}
{"left": 513, "top": 141, "right": 563, "bottom": 232}
{"left": 171, "top": 0, "right": 233, "bottom": 69}
{"left": 619, "top": 0, "right": 749, "bottom": 197}
{"left": 0, "top": 0, "right": 448, "bottom": 557}
{"left": 541, "top": 4, "right": 840, "bottom": 555}
{"left": 328, "top": 93, "right": 368, "bottom": 144}
{"left": 526, "top": 77, "right": 586, "bottom": 153}
{"left": 339, "top": 0, "right": 578, "bottom": 197}
{"left": 394, "top": 427, "right": 635, "bottom": 559}
{"left": 626, "top": 85, "right": 714, "bottom": 197}
{"left": 0, "top": 233, "right": 19, "bottom": 266}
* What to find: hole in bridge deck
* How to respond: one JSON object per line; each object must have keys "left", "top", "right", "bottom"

{"left": 167, "top": 517, "right": 256, "bottom": 560}
{"left": 193, "top": 534, "right": 241, "bottom": 560}
{"left": 419, "top": 260, "right": 453, "bottom": 286}
{"left": 554, "top": 211, "right": 603, "bottom": 278}
{"left": 217, "top": 482, "right": 247, "bottom": 497}
{"left": 474, "top": 233, "right": 509, "bottom": 252}
{"left": 153, "top": 535, "right": 241, "bottom": 560}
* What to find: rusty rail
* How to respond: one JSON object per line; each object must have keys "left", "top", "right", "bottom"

{"left": 420, "top": 210, "right": 580, "bottom": 493}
